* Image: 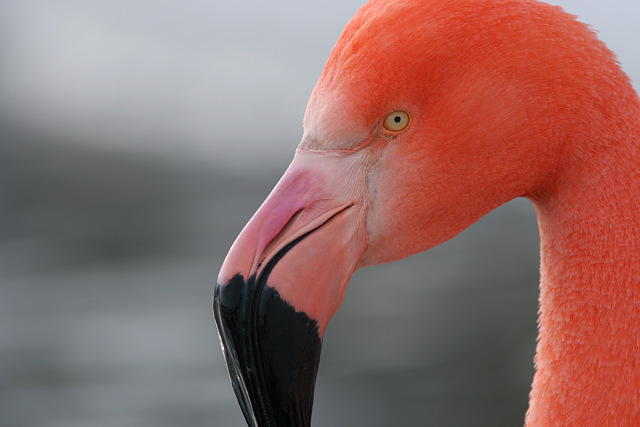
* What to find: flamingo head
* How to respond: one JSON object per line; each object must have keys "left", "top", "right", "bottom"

{"left": 214, "top": 0, "right": 629, "bottom": 426}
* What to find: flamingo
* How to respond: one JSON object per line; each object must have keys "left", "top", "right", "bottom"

{"left": 213, "top": 0, "right": 640, "bottom": 425}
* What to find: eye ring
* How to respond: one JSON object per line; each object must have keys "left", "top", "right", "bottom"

{"left": 383, "top": 111, "right": 410, "bottom": 132}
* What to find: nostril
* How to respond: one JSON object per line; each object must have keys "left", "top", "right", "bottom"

{"left": 259, "top": 209, "right": 304, "bottom": 270}
{"left": 254, "top": 204, "right": 354, "bottom": 279}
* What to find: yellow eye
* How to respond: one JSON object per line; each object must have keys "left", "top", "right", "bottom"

{"left": 383, "top": 111, "right": 410, "bottom": 132}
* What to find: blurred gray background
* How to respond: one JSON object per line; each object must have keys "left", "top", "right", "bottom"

{"left": 1, "top": 1, "right": 638, "bottom": 426}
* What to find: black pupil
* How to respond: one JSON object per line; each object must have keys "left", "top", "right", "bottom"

{"left": 394, "top": 115, "right": 402, "bottom": 123}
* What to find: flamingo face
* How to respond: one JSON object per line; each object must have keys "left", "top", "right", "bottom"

{"left": 214, "top": 1, "right": 636, "bottom": 426}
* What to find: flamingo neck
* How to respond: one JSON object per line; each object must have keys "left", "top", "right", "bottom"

{"left": 527, "top": 122, "right": 640, "bottom": 425}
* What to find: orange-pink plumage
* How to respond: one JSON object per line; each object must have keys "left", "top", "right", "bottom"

{"left": 215, "top": 1, "right": 640, "bottom": 425}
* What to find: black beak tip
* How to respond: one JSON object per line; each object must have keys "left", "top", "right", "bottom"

{"left": 214, "top": 274, "right": 323, "bottom": 427}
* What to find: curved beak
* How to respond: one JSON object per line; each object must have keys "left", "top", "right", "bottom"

{"left": 214, "top": 150, "right": 368, "bottom": 427}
